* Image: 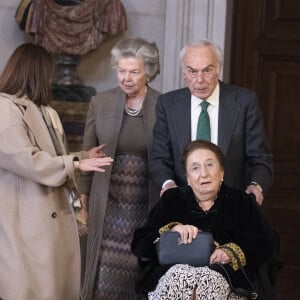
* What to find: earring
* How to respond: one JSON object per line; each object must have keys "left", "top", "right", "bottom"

{"left": 219, "top": 179, "right": 223, "bottom": 188}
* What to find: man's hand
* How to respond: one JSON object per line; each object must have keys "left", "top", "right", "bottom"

{"left": 246, "top": 184, "right": 264, "bottom": 205}
{"left": 160, "top": 181, "right": 177, "bottom": 197}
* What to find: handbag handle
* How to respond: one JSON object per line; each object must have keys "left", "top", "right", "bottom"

{"left": 217, "top": 245, "right": 258, "bottom": 299}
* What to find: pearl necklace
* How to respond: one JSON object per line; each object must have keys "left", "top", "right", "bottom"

{"left": 124, "top": 87, "right": 147, "bottom": 117}
{"left": 124, "top": 105, "right": 142, "bottom": 116}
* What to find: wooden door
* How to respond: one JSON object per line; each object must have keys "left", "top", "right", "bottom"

{"left": 230, "top": 1, "right": 300, "bottom": 299}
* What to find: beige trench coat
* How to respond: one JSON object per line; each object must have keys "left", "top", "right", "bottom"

{"left": 78, "top": 86, "right": 160, "bottom": 299}
{"left": 0, "top": 93, "right": 86, "bottom": 300}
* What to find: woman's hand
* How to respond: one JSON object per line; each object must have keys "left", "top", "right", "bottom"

{"left": 75, "top": 157, "right": 113, "bottom": 172}
{"left": 75, "top": 194, "right": 89, "bottom": 236}
{"left": 88, "top": 144, "right": 106, "bottom": 158}
{"left": 210, "top": 248, "right": 231, "bottom": 264}
{"left": 76, "top": 194, "right": 88, "bottom": 224}
{"left": 171, "top": 224, "right": 199, "bottom": 244}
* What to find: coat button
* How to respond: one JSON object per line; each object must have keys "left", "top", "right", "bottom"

{"left": 51, "top": 212, "right": 57, "bottom": 218}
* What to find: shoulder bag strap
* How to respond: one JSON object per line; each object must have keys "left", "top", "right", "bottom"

{"left": 217, "top": 245, "right": 258, "bottom": 299}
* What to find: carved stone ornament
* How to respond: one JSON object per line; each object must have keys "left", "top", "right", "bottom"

{"left": 16, "top": 0, "right": 128, "bottom": 101}
{"left": 16, "top": 0, "right": 127, "bottom": 55}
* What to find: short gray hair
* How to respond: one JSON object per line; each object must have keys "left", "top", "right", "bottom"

{"left": 111, "top": 37, "right": 160, "bottom": 81}
{"left": 180, "top": 40, "right": 223, "bottom": 68}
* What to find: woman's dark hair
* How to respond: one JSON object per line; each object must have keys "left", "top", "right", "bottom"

{"left": 0, "top": 43, "right": 55, "bottom": 106}
{"left": 181, "top": 140, "right": 225, "bottom": 172}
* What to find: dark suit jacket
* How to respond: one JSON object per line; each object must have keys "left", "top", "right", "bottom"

{"left": 149, "top": 81, "right": 273, "bottom": 192}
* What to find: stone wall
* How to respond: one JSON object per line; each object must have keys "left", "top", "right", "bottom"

{"left": 0, "top": 0, "right": 232, "bottom": 95}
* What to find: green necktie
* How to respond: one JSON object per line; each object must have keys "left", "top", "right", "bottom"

{"left": 196, "top": 101, "right": 211, "bottom": 141}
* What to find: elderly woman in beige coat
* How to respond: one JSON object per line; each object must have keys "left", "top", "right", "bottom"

{"left": 0, "top": 43, "right": 113, "bottom": 300}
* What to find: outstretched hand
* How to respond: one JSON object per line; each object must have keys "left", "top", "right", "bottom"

{"left": 88, "top": 144, "right": 106, "bottom": 158}
{"left": 78, "top": 156, "right": 113, "bottom": 172}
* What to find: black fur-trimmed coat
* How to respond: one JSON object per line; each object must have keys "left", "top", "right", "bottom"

{"left": 131, "top": 184, "right": 281, "bottom": 299}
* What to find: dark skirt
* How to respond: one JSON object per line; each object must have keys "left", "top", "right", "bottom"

{"left": 93, "top": 154, "right": 148, "bottom": 300}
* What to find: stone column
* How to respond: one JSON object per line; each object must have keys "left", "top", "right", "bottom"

{"left": 162, "top": 0, "right": 230, "bottom": 92}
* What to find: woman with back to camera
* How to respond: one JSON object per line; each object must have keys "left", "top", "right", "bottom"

{"left": 0, "top": 43, "right": 113, "bottom": 300}
{"left": 78, "top": 37, "right": 161, "bottom": 299}
{"left": 132, "top": 140, "right": 279, "bottom": 300}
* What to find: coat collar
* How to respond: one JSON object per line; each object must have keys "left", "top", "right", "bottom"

{"left": 95, "top": 86, "right": 159, "bottom": 154}
{"left": 5, "top": 94, "right": 57, "bottom": 155}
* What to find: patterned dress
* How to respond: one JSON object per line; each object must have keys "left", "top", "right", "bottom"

{"left": 149, "top": 264, "right": 247, "bottom": 300}
{"left": 93, "top": 111, "right": 148, "bottom": 299}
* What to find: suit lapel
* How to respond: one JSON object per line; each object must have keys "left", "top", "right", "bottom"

{"left": 218, "top": 82, "right": 241, "bottom": 155}
{"left": 99, "top": 87, "right": 158, "bottom": 157}
{"left": 171, "top": 88, "right": 191, "bottom": 153}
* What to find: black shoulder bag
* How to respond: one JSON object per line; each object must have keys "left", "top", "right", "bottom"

{"left": 211, "top": 245, "right": 258, "bottom": 299}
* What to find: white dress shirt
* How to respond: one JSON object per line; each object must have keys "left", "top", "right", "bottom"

{"left": 162, "top": 84, "right": 220, "bottom": 189}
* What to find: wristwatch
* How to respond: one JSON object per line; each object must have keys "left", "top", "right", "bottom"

{"left": 251, "top": 181, "right": 263, "bottom": 193}
{"left": 73, "top": 157, "right": 80, "bottom": 169}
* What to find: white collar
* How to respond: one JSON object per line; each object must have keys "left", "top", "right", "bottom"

{"left": 191, "top": 82, "right": 220, "bottom": 110}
